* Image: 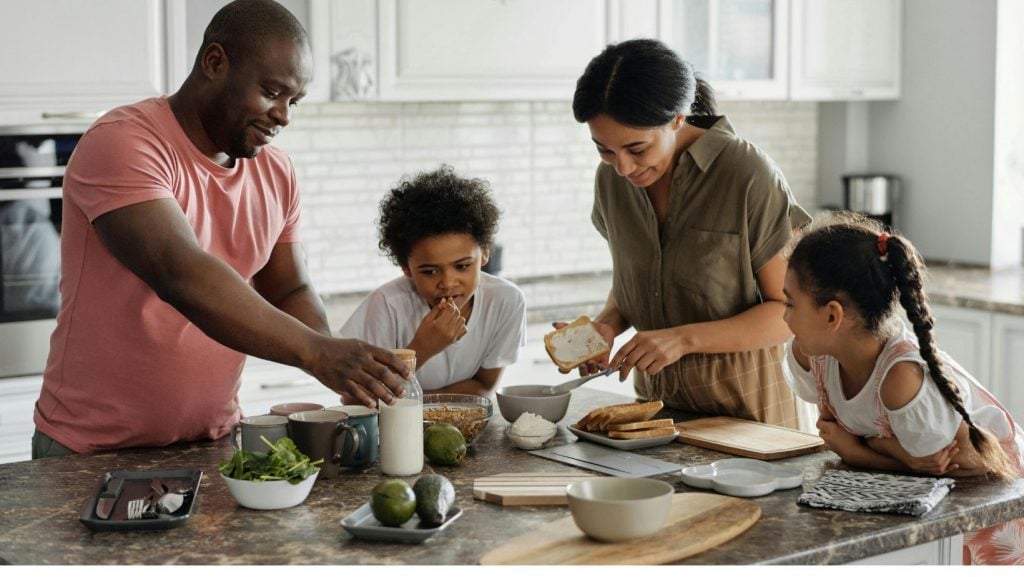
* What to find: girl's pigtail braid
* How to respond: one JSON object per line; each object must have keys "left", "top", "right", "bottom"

{"left": 887, "top": 237, "right": 1015, "bottom": 479}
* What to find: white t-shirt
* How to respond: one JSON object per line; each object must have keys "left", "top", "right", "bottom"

{"left": 783, "top": 322, "right": 1021, "bottom": 458}
{"left": 339, "top": 272, "right": 527, "bottom": 390}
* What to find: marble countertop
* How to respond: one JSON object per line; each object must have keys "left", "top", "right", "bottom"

{"left": 1, "top": 388, "right": 1022, "bottom": 565}
{"left": 925, "top": 265, "right": 1024, "bottom": 315}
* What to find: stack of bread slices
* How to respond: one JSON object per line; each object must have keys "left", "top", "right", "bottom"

{"left": 573, "top": 400, "right": 675, "bottom": 439}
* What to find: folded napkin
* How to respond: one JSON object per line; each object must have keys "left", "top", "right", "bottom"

{"left": 798, "top": 470, "right": 955, "bottom": 516}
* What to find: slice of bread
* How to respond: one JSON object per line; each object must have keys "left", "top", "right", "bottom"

{"left": 544, "top": 316, "right": 611, "bottom": 372}
{"left": 606, "top": 418, "right": 675, "bottom": 432}
{"left": 607, "top": 426, "right": 677, "bottom": 440}
{"left": 575, "top": 400, "right": 664, "bottom": 432}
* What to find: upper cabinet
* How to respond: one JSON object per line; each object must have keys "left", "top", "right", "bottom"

{"left": 0, "top": 0, "right": 165, "bottom": 122}
{"left": 790, "top": 0, "right": 902, "bottom": 100}
{"left": 658, "top": 0, "right": 789, "bottom": 100}
{"left": 165, "top": 0, "right": 331, "bottom": 102}
{"left": 376, "top": 0, "right": 607, "bottom": 101}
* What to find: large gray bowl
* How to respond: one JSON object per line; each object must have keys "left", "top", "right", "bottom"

{"left": 494, "top": 385, "right": 571, "bottom": 423}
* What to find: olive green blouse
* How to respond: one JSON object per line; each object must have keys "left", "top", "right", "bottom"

{"left": 590, "top": 116, "right": 812, "bottom": 425}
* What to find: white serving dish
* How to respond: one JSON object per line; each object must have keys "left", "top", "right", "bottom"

{"left": 220, "top": 472, "right": 318, "bottom": 510}
{"left": 679, "top": 458, "right": 804, "bottom": 497}
{"left": 567, "top": 425, "right": 678, "bottom": 450}
{"left": 504, "top": 424, "right": 557, "bottom": 450}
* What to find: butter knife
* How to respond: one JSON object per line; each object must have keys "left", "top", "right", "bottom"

{"left": 545, "top": 367, "right": 613, "bottom": 396}
{"left": 95, "top": 476, "right": 125, "bottom": 520}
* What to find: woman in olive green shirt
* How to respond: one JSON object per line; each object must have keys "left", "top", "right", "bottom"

{"left": 570, "top": 39, "right": 811, "bottom": 426}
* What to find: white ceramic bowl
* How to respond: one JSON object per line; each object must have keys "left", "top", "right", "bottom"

{"left": 221, "top": 472, "right": 318, "bottom": 510}
{"left": 504, "top": 424, "right": 557, "bottom": 450}
{"left": 494, "top": 385, "right": 571, "bottom": 423}
{"left": 566, "top": 477, "right": 674, "bottom": 542}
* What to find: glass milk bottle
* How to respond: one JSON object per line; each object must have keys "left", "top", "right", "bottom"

{"left": 379, "top": 348, "right": 423, "bottom": 476}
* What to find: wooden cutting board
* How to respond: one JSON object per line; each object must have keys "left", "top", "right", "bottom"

{"left": 675, "top": 416, "right": 824, "bottom": 460}
{"left": 473, "top": 472, "right": 598, "bottom": 506}
{"left": 480, "top": 493, "right": 761, "bottom": 565}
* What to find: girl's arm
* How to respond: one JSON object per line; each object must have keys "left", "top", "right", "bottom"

{"left": 433, "top": 367, "right": 503, "bottom": 396}
{"left": 868, "top": 422, "right": 988, "bottom": 477}
{"left": 817, "top": 417, "right": 909, "bottom": 472}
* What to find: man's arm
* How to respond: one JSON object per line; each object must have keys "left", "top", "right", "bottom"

{"left": 93, "top": 198, "right": 408, "bottom": 406}
{"left": 252, "top": 242, "right": 331, "bottom": 337}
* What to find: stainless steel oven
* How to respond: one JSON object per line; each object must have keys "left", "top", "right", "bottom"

{"left": 0, "top": 124, "right": 86, "bottom": 377}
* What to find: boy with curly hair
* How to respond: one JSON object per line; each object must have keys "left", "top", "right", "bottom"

{"left": 339, "top": 165, "right": 526, "bottom": 394}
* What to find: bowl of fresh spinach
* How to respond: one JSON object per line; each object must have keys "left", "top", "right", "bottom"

{"left": 219, "top": 436, "right": 323, "bottom": 510}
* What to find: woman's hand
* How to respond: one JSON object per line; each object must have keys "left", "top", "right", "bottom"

{"left": 551, "top": 320, "right": 617, "bottom": 375}
{"left": 409, "top": 298, "right": 466, "bottom": 361}
{"left": 609, "top": 326, "right": 690, "bottom": 381}
{"left": 866, "top": 436, "right": 960, "bottom": 476}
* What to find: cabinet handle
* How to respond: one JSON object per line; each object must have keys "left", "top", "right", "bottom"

{"left": 259, "top": 378, "right": 317, "bottom": 390}
{"left": 41, "top": 111, "right": 104, "bottom": 120}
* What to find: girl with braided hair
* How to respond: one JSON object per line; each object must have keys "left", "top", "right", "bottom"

{"left": 782, "top": 211, "right": 1024, "bottom": 565}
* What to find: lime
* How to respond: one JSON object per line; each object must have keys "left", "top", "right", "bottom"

{"left": 424, "top": 423, "right": 467, "bottom": 466}
{"left": 370, "top": 479, "right": 417, "bottom": 527}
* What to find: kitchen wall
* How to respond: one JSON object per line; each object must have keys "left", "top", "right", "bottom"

{"left": 274, "top": 100, "right": 818, "bottom": 296}
{"left": 819, "top": 0, "right": 1024, "bottom": 268}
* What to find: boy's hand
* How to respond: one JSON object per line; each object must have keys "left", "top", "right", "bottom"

{"left": 411, "top": 298, "right": 467, "bottom": 360}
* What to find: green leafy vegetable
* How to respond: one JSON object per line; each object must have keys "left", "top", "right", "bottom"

{"left": 218, "top": 436, "right": 322, "bottom": 485}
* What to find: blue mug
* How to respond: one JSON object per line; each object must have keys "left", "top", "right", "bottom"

{"left": 328, "top": 405, "right": 379, "bottom": 469}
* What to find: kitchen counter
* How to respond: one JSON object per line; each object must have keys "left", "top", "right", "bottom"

{"left": 1, "top": 388, "right": 1022, "bottom": 565}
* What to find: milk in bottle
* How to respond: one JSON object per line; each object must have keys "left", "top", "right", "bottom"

{"left": 379, "top": 348, "right": 423, "bottom": 476}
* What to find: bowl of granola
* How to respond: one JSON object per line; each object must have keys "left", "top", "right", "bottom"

{"left": 422, "top": 394, "right": 493, "bottom": 446}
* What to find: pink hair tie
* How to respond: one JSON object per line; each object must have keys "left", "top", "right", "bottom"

{"left": 877, "top": 232, "right": 891, "bottom": 261}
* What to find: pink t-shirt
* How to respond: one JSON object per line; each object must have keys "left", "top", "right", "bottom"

{"left": 34, "top": 97, "right": 301, "bottom": 453}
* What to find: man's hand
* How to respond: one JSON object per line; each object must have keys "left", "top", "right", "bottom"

{"left": 409, "top": 298, "right": 467, "bottom": 362}
{"left": 309, "top": 338, "right": 410, "bottom": 408}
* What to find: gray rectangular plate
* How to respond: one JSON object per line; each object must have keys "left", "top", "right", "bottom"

{"left": 528, "top": 442, "right": 681, "bottom": 477}
{"left": 340, "top": 503, "right": 463, "bottom": 543}
{"left": 568, "top": 425, "right": 679, "bottom": 450}
{"left": 79, "top": 469, "right": 202, "bottom": 531}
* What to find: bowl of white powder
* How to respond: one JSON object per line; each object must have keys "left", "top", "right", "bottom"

{"left": 505, "top": 412, "right": 558, "bottom": 450}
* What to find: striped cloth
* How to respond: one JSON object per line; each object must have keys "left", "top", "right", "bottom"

{"left": 798, "top": 469, "right": 955, "bottom": 516}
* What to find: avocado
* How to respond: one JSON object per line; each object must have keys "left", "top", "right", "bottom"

{"left": 413, "top": 474, "right": 456, "bottom": 527}
{"left": 370, "top": 479, "right": 417, "bottom": 527}
{"left": 423, "top": 423, "right": 467, "bottom": 466}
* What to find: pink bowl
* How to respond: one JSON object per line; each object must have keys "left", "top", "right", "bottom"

{"left": 269, "top": 402, "right": 324, "bottom": 417}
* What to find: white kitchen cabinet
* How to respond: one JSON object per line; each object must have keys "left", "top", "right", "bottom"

{"left": 790, "top": 0, "right": 902, "bottom": 100}
{"left": 377, "top": 0, "right": 607, "bottom": 101}
{"left": 991, "top": 312, "right": 1024, "bottom": 424}
{"left": 165, "top": 0, "right": 331, "bottom": 102}
{"left": 931, "top": 304, "right": 992, "bottom": 387}
{"left": 0, "top": 376, "right": 44, "bottom": 464}
{"left": 850, "top": 534, "right": 963, "bottom": 565}
{"left": 0, "top": 0, "right": 164, "bottom": 122}
{"left": 658, "top": 0, "right": 790, "bottom": 100}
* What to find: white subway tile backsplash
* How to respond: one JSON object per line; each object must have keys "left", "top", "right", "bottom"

{"left": 276, "top": 100, "right": 817, "bottom": 296}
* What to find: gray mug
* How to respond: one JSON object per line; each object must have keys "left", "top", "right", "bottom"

{"left": 287, "top": 410, "right": 360, "bottom": 480}
{"left": 327, "top": 405, "right": 379, "bottom": 469}
{"left": 231, "top": 414, "right": 289, "bottom": 453}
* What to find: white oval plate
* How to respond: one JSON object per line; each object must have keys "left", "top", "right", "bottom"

{"left": 679, "top": 458, "right": 805, "bottom": 497}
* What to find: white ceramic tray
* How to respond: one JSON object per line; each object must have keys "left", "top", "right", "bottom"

{"left": 567, "top": 425, "right": 678, "bottom": 450}
{"left": 679, "top": 458, "right": 804, "bottom": 498}
{"left": 340, "top": 503, "right": 462, "bottom": 544}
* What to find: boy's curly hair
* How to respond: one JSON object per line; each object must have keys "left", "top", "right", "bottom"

{"left": 377, "top": 165, "right": 500, "bottom": 267}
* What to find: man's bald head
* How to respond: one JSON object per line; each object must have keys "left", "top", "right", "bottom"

{"left": 196, "top": 0, "right": 310, "bottom": 69}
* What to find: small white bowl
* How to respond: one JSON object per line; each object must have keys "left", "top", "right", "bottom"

{"left": 505, "top": 424, "right": 557, "bottom": 450}
{"left": 221, "top": 472, "right": 318, "bottom": 510}
{"left": 566, "top": 477, "right": 674, "bottom": 542}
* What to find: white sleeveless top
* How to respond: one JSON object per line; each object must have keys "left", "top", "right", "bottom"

{"left": 783, "top": 322, "right": 1022, "bottom": 460}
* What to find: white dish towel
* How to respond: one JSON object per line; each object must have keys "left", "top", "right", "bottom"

{"left": 798, "top": 469, "right": 955, "bottom": 516}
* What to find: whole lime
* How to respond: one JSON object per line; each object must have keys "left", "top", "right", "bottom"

{"left": 370, "top": 479, "right": 416, "bottom": 527}
{"left": 424, "top": 423, "right": 467, "bottom": 466}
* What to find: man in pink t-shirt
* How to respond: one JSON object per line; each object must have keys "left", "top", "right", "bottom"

{"left": 33, "top": 0, "right": 409, "bottom": 456}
